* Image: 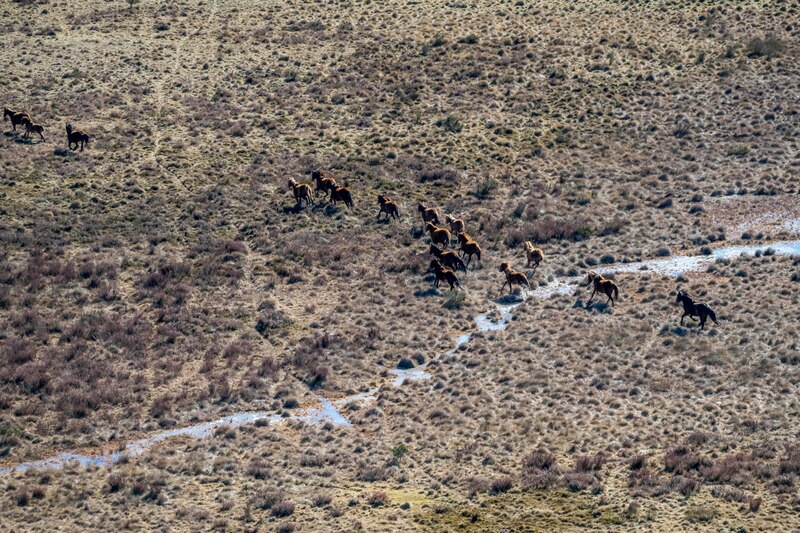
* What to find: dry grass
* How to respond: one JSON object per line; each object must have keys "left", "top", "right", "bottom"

{"left": 2, "top": 0, "right": 799, "bottom": 530}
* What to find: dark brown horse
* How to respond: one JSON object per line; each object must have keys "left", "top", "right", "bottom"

{"left": 586, "top": 272, "right": 618, "bottom": 306}
{"left": 429, "top": 244, "right": 466, "bottom": 273}
{"left": 66, "top": 123, "right": 89, "bottom": 151}
{"left": 311, "top": 170, "right": 337, "bottom": 197}
{"left": 377, "top": 194, "right": 399, "bottom": 221}
{"left": 429, "top": 259, "right": 462, "bottom": 290}
{"left": 330, "top": 186, "right": 354, "bottom": 209}
{"left": 457, "top": 232, "right": 481, "bottom": 268}
{"left": 676, "top": 290, "right": 718, "bottom": 329}
{"left": 418, "top": 202, "right": 440, "bottom": 225}
{"left": 4, "top": 108, "right": 31, "bottom": 132}
{"left": 425, "top": 222, "right": 451, "bottom": 248}
{"left": 499, "top": 262, "right": 529, "bottom": 293}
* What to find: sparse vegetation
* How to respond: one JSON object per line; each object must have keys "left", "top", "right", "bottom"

{"left": 1, "top": 1, "right": 798, "bottom": 531}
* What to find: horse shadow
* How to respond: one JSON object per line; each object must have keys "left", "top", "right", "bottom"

{"left": 282, "top": 203, "right": 307, "bottom": 215}
{"left": 581, "top": 300, "right": 613, "bottom": 313}
{"left": 496, "top": 293, "right": 524, "bottom": 305}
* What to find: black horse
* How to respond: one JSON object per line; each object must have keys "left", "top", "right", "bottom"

{"left": 676, "top": 290, "right": 718, "bottom": 329}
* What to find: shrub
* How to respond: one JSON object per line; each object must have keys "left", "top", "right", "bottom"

{"left": 686, "top": 504, "right": 717, "bottom": 523}
{"left": 443, "top": 290, "right": 466, "bottom": 310}
{"left": 474, "top": 179, "right": 497, "bottom": 199}
{"left": 311, "top": 493, "right": 332, "bottom": 507}
{"left": 357, "top": 464, "right": 389, "bottom": 482}
{"left": 521, "top": 449, "right": 561, "bottom": 489}
{"left": 106, "top": 473, "right": 125, "bottom": 493}
{"left": 435, "top": 116, "right": 463, "bottom": 134}
{"left": 746, "top": 34, "right": 785, "bottom": 58}
{"left": 563, "top": 472, "right": 594, "bottom": 492}
{"left": 489, "top": 476, "right": 514, "bottom": 495}
{"left": 367, "top": 491, "right": 389, "bottom": 507}
{"left": 255, "top": 309, "right": 292, "bottom": 336}
{"left": 664, "top": 446, "right": 709, "bottom": 474}
{"left": 749, "top": 497, "right": 762, "bottom": 512}
{"left": 676, "top": 477, "right": 699, "bottom": 497}
{"left": 468, "top": 476, "right": 491, "bottom": 497}
{"left": 727, "top": 143, "right": 750, "bottom": 157}
{"left": 392, "top": 443, "right": 409, "bottom": 460}
{"left": 246, "top": 459, "right": 271, "bottom": 480}
{"left": 271, "top": 501, "right": 296, "bottom": 517}
{"left": 15, "top": 489, "right": 30, "bottom": 507}
{"left": 417, "top": 168, "right": 459, "bottom": 183}
{"left": 574, "top": 453, "right": 606, "bottom": 472}
{"left": 249, "top": 489, "right": 285, "bottom": 510}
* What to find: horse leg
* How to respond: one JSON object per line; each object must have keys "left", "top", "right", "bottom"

{"left": 587, "top": 288, "right": 596, "bottom": 304}
{"left": 680, "top": 312, "right": 687, "bottom": 325}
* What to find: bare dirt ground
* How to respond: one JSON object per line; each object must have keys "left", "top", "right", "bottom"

{"left": 2, "top": 0, "right": 800, "bottom": 530}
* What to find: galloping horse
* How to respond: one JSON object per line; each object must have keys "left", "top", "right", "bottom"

{"left": 586, "top": 272, "right": 619, "bottom": 306}
{"left": 66, "top": 123, "right": 90, "bottom": 151}
{"left": 4, "top": 108, "right": 31, "bottom": 132}
{"left": 676, "top": 290, "right": 718, "bottom": 329}
{"left": 499, "top": 262, "right": 529, "bottom": 293}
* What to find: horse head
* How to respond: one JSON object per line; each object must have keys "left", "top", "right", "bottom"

{"left": 499, "top": 262, "right": 510, "bottom": 273}
{"left": 676, "top": 289, "right": 688, "bottom": 304}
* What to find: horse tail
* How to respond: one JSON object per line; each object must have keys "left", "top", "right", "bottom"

{"left": 708, "top": 307, "right": 718, "bottom": 324}
{"left": 612, "top": 285, "right": 619, "bottom": 301}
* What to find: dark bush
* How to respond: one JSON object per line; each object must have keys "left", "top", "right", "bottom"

{"left": 271, "top": 501, "right": 296, "bottom": 517}
{"left": 489, "top": 476, "right": 514, "bottom": 495}
{"left": 417, "top": 168, "right": 459, "bottom": 183}
{"left": 746, "top": 34, "right": 785, "bottom": 58}
{"left": 367, "top": 491, "right": 389, "bottom": 507}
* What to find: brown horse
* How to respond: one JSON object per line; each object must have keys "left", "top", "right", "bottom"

{"left": 288, "top": 177, "right": 314, "bottom": 207}
{"left": 425, "top": 222, "right": 451, "bottom": 248}
{"left": 429, "top": 259, "right": 462, "bottom": 290}
{"left": 418, "top": 202, "right": 440, "bottom": 225}
{"left": 377, "top": 194, "right": 399, "bottom": 221}
{"left": 311, "top": 170, "right": 336, "bottom": 197}
{"left": 429, "top": 244, "right": 466, "bottom": 273}
{"left": 66, "top": 123, "right": 89, "bottom": 151}
{"left": 4, "top": 108, "right": 31, "bottom": 132}
{"left": 524, "top": 241, "right": 544, "bottom": 273}
{"left": 457, "top": 232, "right": 481, "bottom": 268}
{"left": 445, "top": 214, "right": 465, "bottom": 235}
{"left": 499, "top": 262, "right": 529, "bottom": 293}
{"left": 676, "top": 290, "right": 718, "bottom": 330}
{"left": 586, "top": 272, "right": 619, "bottom": 306}
{"left": 21, "top": 118, "right": 45, "bottom": 142}
{"left": 330, "top": 186, "right": 354, "bottom": 209}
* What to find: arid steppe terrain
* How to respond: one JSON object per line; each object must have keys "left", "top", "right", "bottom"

{"left": 1, "top": 0, "right": 800, "bottom": 531}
